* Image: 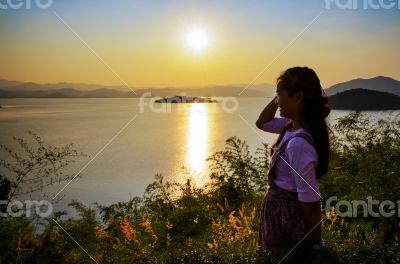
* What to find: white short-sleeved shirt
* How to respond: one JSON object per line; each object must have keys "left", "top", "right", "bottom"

{"left": 262, "top": 117, "right": 321, "bottom": 202}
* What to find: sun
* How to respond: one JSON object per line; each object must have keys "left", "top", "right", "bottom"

{"left": 184, "top": 27, "right": 210, "bottom": 53}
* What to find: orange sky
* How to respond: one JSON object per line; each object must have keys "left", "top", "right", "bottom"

{"left": 1, "top": 0, "right": 399, "bottom": 88}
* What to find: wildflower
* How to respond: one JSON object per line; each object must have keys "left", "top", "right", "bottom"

{"left": 166, "top": 233, "right": 171, "bottom": 247}
{"left": 95, "top": 226, "right": 107, "bottom": 237}
{"left": 120, "top": 217, "right": 139, "bottom": 243}
{"left": 140, "top": 215, "right": 158, "bottom": 243}
{"left": 216, "top": 203, "right": 225, "bottom": 213}
{"left": 207, "top": 239, "right": 218, "bottom": 250}
{"left": 166, "top": 220, "right": 173, "bottom": 230}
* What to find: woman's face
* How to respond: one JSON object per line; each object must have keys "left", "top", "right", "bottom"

{"left": 276, "top": 87, "right": 303, "bottom": 119}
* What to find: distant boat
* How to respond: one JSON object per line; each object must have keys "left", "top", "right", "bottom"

{"left": 154, "top": 95, "right": 218, "bottom": 103}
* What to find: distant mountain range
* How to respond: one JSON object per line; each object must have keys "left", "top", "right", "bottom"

{"left": 0, "top": 87, "right": 130, "bottom": 98}
{"left": 324, "top": 76, "right": 400, "bottom": 110}
{"left": 1, "top": 76, "right": 400, "bottom": 110}
{"left": 324, "top": 76, "right": 400, "bottom": 96}
{"left": 0, "top": 78, "right": 274, "bottom": 98}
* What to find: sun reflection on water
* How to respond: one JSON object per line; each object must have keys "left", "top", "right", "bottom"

{"left": 186, "top": 103, "right": 209, "bottom": 186}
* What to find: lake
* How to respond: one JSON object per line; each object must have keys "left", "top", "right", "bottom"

{"left": 0, "top": 98, "right": 397, "bottom": 215}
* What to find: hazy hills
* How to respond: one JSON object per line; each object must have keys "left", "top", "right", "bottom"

{"left": 0, "top": 78, "right": 274, "bottom": 98}
{"left": 0, "top": 79, "right": 127, "bottom": 92}
{"left": 1, "top": 76, "right": 400, "bottom": 111}
{"left": 0, "top": 87, "right": 130, "bottom": 98}
{"left": 324, "top": 76, "right": 400, "bottom": 96}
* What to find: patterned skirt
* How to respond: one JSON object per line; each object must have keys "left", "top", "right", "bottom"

{"left": 258, "top": 179, "right": 309, "bottom": 251}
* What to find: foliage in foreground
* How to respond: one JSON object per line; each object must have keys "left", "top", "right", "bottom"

{"left": 1, "top": 112, "right": 399, "bottom": 263}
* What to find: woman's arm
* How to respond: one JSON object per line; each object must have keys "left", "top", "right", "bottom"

{"left": 300, "top": 200, "right": 322, "bottom": 245}
{"left": 255, "top": 96, "right": 278, "bottom": 129}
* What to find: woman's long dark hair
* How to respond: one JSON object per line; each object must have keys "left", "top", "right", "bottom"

{"left": 270, "top": 66, "right": 331, "bottom": 179}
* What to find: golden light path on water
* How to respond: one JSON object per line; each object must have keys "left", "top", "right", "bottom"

{"left": 186, "top": 103, "right": 209, "bottom": 186}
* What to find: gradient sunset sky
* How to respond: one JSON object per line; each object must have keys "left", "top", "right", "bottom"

{"left": 0, "top": 0, "right": 399, "bottom": 88}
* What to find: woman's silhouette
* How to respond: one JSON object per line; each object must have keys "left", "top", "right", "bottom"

{"left": 256, "top": 66, "right": 331, "bottom": 253}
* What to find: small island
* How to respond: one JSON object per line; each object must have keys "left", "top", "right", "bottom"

{"left": 154, "top": 96, "right": 218, "bottom": 103}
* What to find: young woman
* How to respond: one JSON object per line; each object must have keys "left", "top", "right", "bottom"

{"left": 255, "top": 66, "right": 331, "bottom": 252}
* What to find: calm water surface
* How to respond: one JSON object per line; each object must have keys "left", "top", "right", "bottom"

{"left": 0, "top": 98, "right": 396, "bottom": 215}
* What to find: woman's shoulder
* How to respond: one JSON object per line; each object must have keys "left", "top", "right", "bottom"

{"left": 286, "top": 129, "right": 316, "bottom": 152}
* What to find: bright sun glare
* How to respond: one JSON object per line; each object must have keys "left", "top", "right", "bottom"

{"left": 185, "top": 27, "right": 210, "bottom": 53}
